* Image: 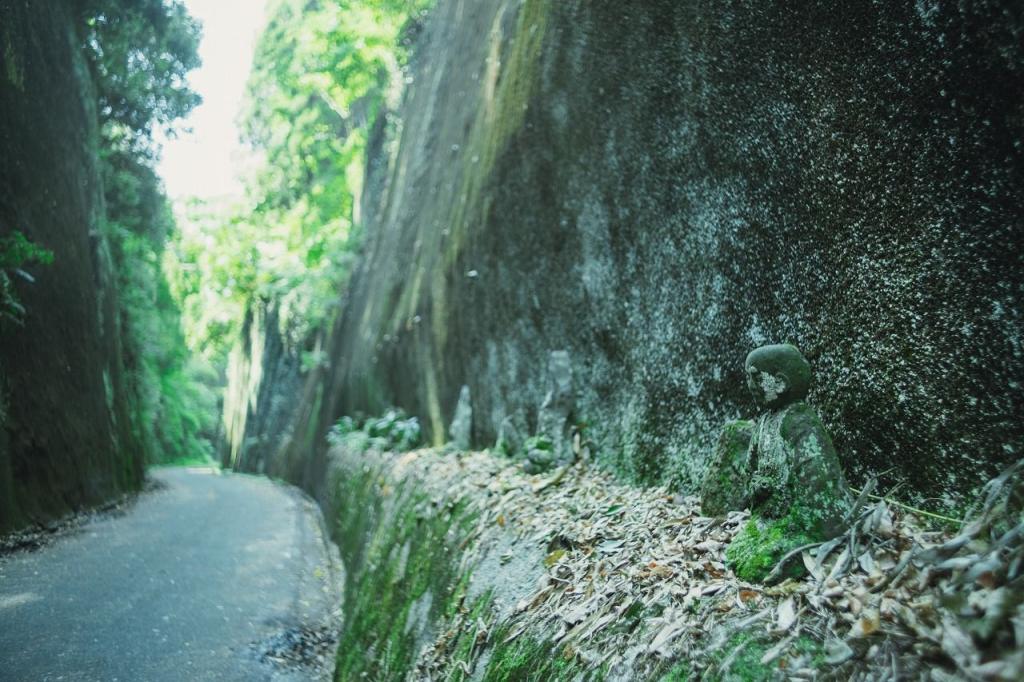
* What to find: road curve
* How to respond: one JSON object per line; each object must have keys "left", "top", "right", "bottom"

{"left": 0, "top": 467, "right": 342, "bottom": 681}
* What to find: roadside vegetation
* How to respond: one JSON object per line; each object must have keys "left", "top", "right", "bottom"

{"left": 166, "top": 0, "right": 433, "bottom": 365}
{"left": 83, "top": 0, "right": 219, "bottom": 464}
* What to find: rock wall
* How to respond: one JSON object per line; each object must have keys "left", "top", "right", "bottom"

{"left": 220, "top": 301, "right": 304, "bottom": 474}
{"left": 0, "top": 1, "right": 145, "bottom": 531}
{"left": 278, "top": 0, "right": 1023, "bottom": 508}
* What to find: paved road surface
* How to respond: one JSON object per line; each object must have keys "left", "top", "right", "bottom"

{"left": 0, "top": 468, "right": 342, "bottom": 681}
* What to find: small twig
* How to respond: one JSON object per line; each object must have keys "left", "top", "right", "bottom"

{"left": 763, "top": 541, "right": 824, "bottom": 584}
{"left": 870, "top": 541, "right": 918, "bottom": 593}
{"left": 849, "top": 487, "right": 964, "bottom": 527}
{"left": 847, "top": 477, "right": 878, "bottom": 524}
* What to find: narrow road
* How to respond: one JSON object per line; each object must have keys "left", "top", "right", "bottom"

{"left": 0, "top": 468, "right": 342, "bottom": 681}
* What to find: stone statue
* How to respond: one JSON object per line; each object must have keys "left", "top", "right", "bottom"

{"left": 448, "top": 384, "right": 472, "bottom": 450}
{"left": 701, "top": 344, "right": 851, "bottom": 539}
{"left": 524, "top": 351, "right": 575, "bottom": 473}
{"left": 494, "top": 410, "right": 526, "bottom": 457}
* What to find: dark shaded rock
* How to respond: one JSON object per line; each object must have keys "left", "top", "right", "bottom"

{"left": 254, "top": 0, "right": 1024, "bottom": 507}
{"left": 221, "top": 300, "right": 303, "bottom": 475}
{"left": 0, "top": 2, "right": 146, "bottom": 532}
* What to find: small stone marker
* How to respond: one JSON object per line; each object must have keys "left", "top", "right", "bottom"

{"left": 449, "top": 384, "right": 472, "bottom": 450}
{"left": 525, "top": 351, "right": 576, "bottom": 473}
{"left": 495, "top": 410, "right": 526, "bottom": 456}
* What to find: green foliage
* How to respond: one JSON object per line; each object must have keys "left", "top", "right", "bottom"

{"left": 0, "top": 230, "right": 54, "bottom": 325}
{"left": 167, "top": 0, "right": 433, "bottom": 357}
{"left": 328, "top": 409, "right": 422, "bottom": 452}
{"left": 78, "top": 0, "right": 214, "bottom": 464}
{"left": 102, "top": 148, "right": 220, "bottom": 466}
{"left": 482, "top": 632, "right": 604, "bottom": 682}
{"left": 79, "top": 0, "right": 202, "bottom": 153}
{"left": 0, "top": 231, "right": 54, "bottom": 268}
{"left": 163, "top": 197, "right": 258, "bottom": 363}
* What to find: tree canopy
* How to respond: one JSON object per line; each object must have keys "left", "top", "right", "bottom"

{"left": 168, "top": 0, "right": 431, "bottom": 360}
{"left": 80, "top": 0, "right": 202, "bottom": 152}
{"left": 82, "top": 0, "right": 218, "bottom": 462}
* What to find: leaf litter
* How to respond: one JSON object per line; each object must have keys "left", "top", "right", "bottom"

{"left": 366, "top": 447, "right": 1024, "bottom": 680}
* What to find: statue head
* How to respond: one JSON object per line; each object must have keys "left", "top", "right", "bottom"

{"left": 744, "top": 344, "right": 812, "bottom": 409}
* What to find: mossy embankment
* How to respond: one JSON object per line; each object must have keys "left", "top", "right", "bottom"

{"left": 325, "top": 447, "right": 474, "bottom": 678}
{"left": 321, "top": 444, "right": 626, "bottom": 680}
{"left": 319, "top": 444, "right": 1022, "bottom": 681}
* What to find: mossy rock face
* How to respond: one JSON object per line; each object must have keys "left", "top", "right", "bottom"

{"left": 0, "top": 1, "right": 148, "bottom": 532}
{"left": 327, "top": 449, "right": 476, "bottom": 679}
{"left": 295, "top": 0, "right": 1024, "bottom": 511}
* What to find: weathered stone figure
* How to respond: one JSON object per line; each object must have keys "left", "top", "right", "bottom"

{"left": 523, "top": 351, "right": 575, "bottom": 473}
{"left": 448, "top": 384, "right": 472, "bottom": 450}
{"left": 702, "top": 344, "right": 851, "bottom": 578}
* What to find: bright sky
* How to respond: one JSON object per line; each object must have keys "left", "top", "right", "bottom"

{"left": 158, "top": 0, "right": 269, "bottom": 200}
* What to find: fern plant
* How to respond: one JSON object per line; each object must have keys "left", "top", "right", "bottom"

{"left": 0, "top": 230, "right": 54, "bottom": 326}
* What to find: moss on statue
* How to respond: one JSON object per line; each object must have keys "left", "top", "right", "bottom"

{"left": 702, "top": 345, "right": 852, "bottom": 582}
{"left": 702, "top": 419, "right": 755, "bottom": 515}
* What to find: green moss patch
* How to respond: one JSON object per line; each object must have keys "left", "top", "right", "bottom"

{"left": 725, "top": 514, "right": 816, "bottom": 583}
{"left": 481, "top": 629, "right": 604, "bottom": 682}
{"left": 330, "top": 454, "right": 477, "bottom": 680}
{"left": 707, "top": 632, "right": 824, "bottom": 681}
